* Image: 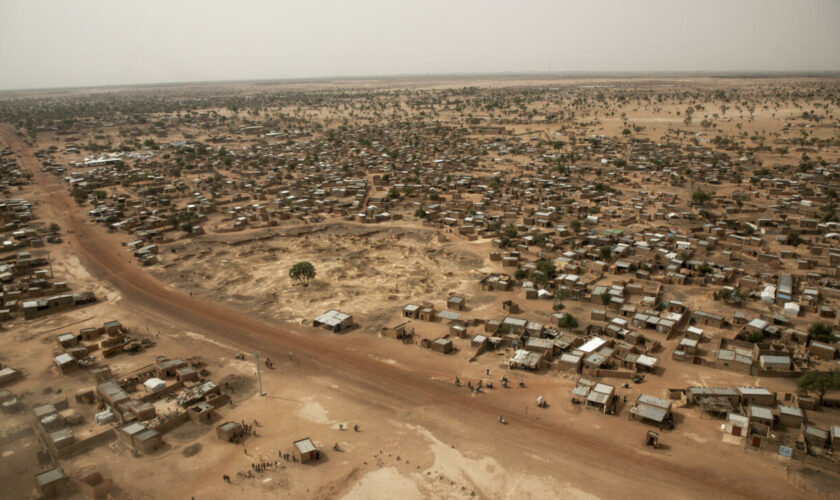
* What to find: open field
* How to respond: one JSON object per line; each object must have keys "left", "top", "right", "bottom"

{"left": 158, "top": 223, "right": 487, "bottom": 328}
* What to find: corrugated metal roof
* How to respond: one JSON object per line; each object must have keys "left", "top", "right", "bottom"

{"left": 631, "top": 404, "right": 667, "bottom": 422}
{"left": 738, "top": 386, "right": 773, "bottom": 395}
{"left": 314, "top": 309, "right": 351, "bottom": 326}
{"left": 295, "top": 438, "right": 317, "bottom": 454}
{"left": 587, "top": 391, "right": 609, "bottom": 405}
{"left": 778, "top": 405, "right": 802, "bottom": 417}
{"left": 638, "top": 394, "right": 671, "bottom": 409}
{"left": 749, "top": 405, "right": 773, "bottom": 421}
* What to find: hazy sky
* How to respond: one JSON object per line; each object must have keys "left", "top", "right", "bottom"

{"left": 1, "top": 0, "right": 839, "bottom": 90}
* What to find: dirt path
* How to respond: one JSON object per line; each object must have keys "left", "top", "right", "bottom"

{"left": 0, "top": 123, "right": 813, "bottom": 499}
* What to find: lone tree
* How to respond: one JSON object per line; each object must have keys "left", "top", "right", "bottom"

{"left": 289, "top": 262, "right": 316, "bottom": 287}
{"left": 556, "top": 313, "right": 579, "bottom": 329}
{"left": 797, "top": 371, "right": 840, "bottom": 405}
{"left": 691, "top": 189, "right": 712, "bottom": 205}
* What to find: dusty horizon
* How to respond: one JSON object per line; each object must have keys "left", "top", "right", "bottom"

{"left": 2, "top": 0, "right": 839, "bottom": 91}
{"left": 3, "top": 70, "right": 840, "bottom": 94}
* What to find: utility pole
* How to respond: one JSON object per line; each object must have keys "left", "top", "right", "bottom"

{"left": 254, "top": 351, "right": 264, "bottom": 396}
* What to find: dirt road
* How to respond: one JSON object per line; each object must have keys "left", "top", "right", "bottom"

{"left": 0, "top": 123, "right": 813, "bottom": 499}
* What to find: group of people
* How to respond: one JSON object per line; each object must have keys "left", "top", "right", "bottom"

{"left": 252, "top": 460, "right": 277, "bottom": 472}
{"left": 224, "top": 452, "right": 298, "bottom": 483}
{"left": 456, "top": 376, "right": 498, "bottom": 392}
{"left": 231, "top": 420, "right": 258, "bottom": 444}
{"left": 401, "top": 328, "right": 415, "bottom": 344}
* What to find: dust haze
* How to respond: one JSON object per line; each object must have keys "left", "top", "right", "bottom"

{"left": 1, "top": 0, "right": 839, "bottom": 90}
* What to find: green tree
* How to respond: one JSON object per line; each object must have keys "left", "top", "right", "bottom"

{"left": 808, "top": 323, "right": 835, "bottom": 343}
{"left": 599, "top": 291, "right": 610, "bottom": 306}
{"left": 797, "top": 371, "right": 840, "bottom": 405}
{"left": 502, "top": 224, "right": 518, "bottom": 239}
{"left": 289, "top": 261, "right": 316, "bottom": 287}
{"left": 691, "top": 189, "right": 712, "bottom": 205}
{"left": 414, "top": 208, "right": 427, "bottom": 219}
{"left": 534, "top": 259, "right": 556, "bottom": 286}
{"left": 599, "top": 245, "right": 612, "bottom": 261}
{"left": 556, "top": 313, "right": 579, "bottom": 329}
{"left": 570, "top": 219, "right": 582, "bottom": 233}
{"left": 785, "top": 230, "right": 801, "bottom": 246}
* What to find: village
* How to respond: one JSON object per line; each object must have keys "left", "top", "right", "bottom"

{"left": 1, "top": 76, "right": 840, "bottom": 499}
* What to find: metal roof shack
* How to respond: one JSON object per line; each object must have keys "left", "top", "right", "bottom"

{"left": 97, "top": 381, "right": 130, "bottom": 407}
{"left": 293, "top": 437, "right": 320, "bottom": 463}
{"left": 737, "top": 386, "right": 775, "bottom": 405}
{"left": 509, "top": 349, "right": 542, "bottom": 370}
{"left": 313, "top": 309, "right": 353, "bottom": 333}
{"left": 35, "top": 468, "right": 69, "bottom": 497}
{"left": 502, "top": 316, "right": 527, "bottom": 331}
{"left": 437, "top": 310, "right": 461, "bottom": 321}
{"left": 749, "top": 405, "right": 773, "bottom": 423}
{"left": 630, "top": 393, "right": 673, "bottom": 425}
{"left": 579, "top": 337, "right": 607, "bottom": 353}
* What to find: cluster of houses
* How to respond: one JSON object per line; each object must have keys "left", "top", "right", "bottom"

{"left": 684, "top": 385, "right": 840, "bottom": 458}
{"left": 0, "top": 197, "right": 95, "bottom": 322}
{"left": 12, "top": 81, "right": 840, "bottom": 485}
{"left": 52, "top": 320, "right": 152, "bottom": 373}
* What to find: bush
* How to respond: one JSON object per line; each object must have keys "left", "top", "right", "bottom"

{"left": 556, "top": 313, "right": 578, "bottom": 329}
{"left": 691, "top": 189, "right": 712, "bottom": 204}
{"left": 785, "top": 230, "right": 801, "bottom": 246}
{"left": 808, "top": 322, "right": 835, "bottom": 343}
{"left": 599, "top": 292, "right": 610, "bottom": 306}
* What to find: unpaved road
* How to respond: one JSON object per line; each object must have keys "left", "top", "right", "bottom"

{"left": 0, "top": 123, "right": 813, "bottom": 499}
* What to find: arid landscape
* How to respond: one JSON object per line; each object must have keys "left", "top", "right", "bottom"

{"left": 1, "top": 73, "right": 840, "bottom": 500}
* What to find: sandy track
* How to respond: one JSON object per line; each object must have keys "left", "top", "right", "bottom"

{"left": 0, "top": 123, "right": 810, "bottom": 499}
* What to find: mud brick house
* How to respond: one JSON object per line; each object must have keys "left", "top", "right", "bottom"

{"left": 97, "top": 381, "right": 130, "bottom": 408}
{"left": 778, "top": 404, "right": 804, "bottom": 428}
{"left": 35, "top": 468, "right": 70, "bottom": 498}
{"left": 217, "top": 421, "right": 244, "bottom": 441}
{"left": 447, "top": 295, "right": 466, "bottom": 311}
{"left": 431, "top": 337, "right": 453, "bottom": 353}
{"left": 692, "top": 310, "right": 725, "bottom": 328}
{"left": 402, "top": 303, "right": 421, "bottom": 319}
{"left": 738, "top": 386, "right": 776, "bottom": 407}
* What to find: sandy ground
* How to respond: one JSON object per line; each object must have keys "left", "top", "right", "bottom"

{"left": 2, "top": 74, "right": 840, "bottom": 499}
{"left": 157, "top": 223, "right": 488, "bottom": 329}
